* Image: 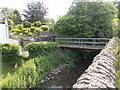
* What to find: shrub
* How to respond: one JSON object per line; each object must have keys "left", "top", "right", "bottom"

{"left": 19, "top": 33, "right": 23, "bottom": 36}
{"left": 30, "top": 27, "right": 36, "bottom": 33}
{"left": 17, "top": 25, "right": 23, "bottom": 30}
{"left": 10, "top": 29, "right": 18, "bottom": 33}
{"left": 41, "top": 22, "right": 47, "bottom": 25}
{"left": 33, "top": 21, "right": 41, "bottom": 27}
{"left": 26, "top": 32, "right": 33, "bottom": 37}
{"left": 22, "top": 28, "right": 30, "bottom": 34}
{"left": 11, "top": 29, "right": 21, "bottom": 35}
{"left": 8, "top": 25, "right": 13, "bottom": 31}
{"left": 25, "top": 42, "right": 59, "bottom": 58}
{"left": 0, "top": 43, "right": 22, "bottom": 65}
{"left": 8, "top": 19, "right": 14, "bottom": 25}
{"left": 23, "top": 21, "right": 31, "bottom": 28}
{"left": 40, "top": 25, "right": 49, "bottom": 31}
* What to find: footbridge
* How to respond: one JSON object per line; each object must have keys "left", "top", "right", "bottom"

{"left": 55, "top": 38, "right": 110, "bottom": 50}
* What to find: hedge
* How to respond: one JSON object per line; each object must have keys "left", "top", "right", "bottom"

{"left": 25, "top": 42, "right": 59, "bottom": 58}
{"left": 0, "top": 43, "right": 22, "bottom": 65}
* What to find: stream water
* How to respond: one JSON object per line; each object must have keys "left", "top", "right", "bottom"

{"left": 36, "top": 57, "right": 93, "bottom": 88}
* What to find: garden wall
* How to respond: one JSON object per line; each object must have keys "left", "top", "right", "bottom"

{"left": 9, "top": 33, "right": 56, "bottom": 47}
{"left": 73, "top": 37, "right": 118, "bottom": 88}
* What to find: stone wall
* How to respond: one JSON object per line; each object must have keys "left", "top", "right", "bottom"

{"left": 73, "top": 37, "right": 118, "bottom": 89}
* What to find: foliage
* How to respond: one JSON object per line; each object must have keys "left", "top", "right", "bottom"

{"left": 2, "top": 61, "right": 15, "bottom": 79}
{"left": 17, "top": 25, "right": 23, "bottom": 30}
{"left": 25, "top": 42, "right": 59, "bottom": 58}
{"left": 8, "top": 25, "right": 13, "bottom": 31}
{"left": 11, "top": 27, "right": 35, "bottom": 37}
{"left": 8, "top": 19, "right": 14, "bottom": 25}
{"left": 0, "top": 7, "right": 22, "bottom": 25}
{"left": 54, "top": 2, "right": 118, "bottom": 38}
{"left": 43, "top": 18, "right": 54, "bottom": 24}
{"left": 2, "top": 60, "right": 37, "bottom": 88}
{"left": 40, "top": 25, "right": 49, "bottom": 31}
{"left": 117, "top": 52, "right": 120, "bottom": 89}
{"left": 0, "top": 43, "right": 22, "bottom": 65}
{"left": 23, "top": 1, "right": 48, "bottom": 23}
{"left": 23, "top": 21, "right": 32, "bottom": 28}
{"left": 10, "top": 9, "right": 22, "bottom": 25}
{"left": 33, "top": 21, "right": 41, "bottom": 27}
{"left": 30, "top": 27, "right": 36, "bottom": 33}
{"left": 0, "top": 7, "right": 12, "bottom": 18}
{"left": 2, "top": 48, "right": 76, "bottom": 88}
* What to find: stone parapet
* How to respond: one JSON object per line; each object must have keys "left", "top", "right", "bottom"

{"left": 73, "top": 37, "right": 118, "bottom": 89}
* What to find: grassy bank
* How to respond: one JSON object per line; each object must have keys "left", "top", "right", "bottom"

{"left": 1, "top": 47, "right": 77, "bottom": 88}
{"left": 2, "top": 61, "right": 15, "bottom": 79}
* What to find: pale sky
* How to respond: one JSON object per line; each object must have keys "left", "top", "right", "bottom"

{"left": 0, "top": 0, "right": 119, "bottom": 21}
{"left": 0, "top": 0, "right": 73, "bottom": 21}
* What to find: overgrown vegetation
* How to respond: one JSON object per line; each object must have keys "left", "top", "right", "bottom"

{"left": 1, "top": 42, "right": 77, "bottom": 88}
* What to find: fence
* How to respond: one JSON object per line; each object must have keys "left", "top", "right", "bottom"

{"left": 55, "top": 38, "right": 110, "bottom": 46}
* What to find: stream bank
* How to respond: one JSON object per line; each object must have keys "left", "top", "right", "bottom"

{"left": 36, "top": 57, "right": 93, "bottom": 88}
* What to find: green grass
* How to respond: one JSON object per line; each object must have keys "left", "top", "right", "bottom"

{"left": 2, "top": 61, "right": 15, "bottom": 79}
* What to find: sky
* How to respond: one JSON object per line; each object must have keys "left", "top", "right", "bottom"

{"left": 0, "top": 0, "right": 73, "bottom": 21}
{"left": 0, "top": 0, "right": 119, "bottom": 21}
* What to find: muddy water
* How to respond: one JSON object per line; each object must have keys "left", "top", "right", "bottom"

{"left": 37, "top": 58, "right": 93, "bottom": 88}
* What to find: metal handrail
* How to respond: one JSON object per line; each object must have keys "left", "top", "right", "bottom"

{"left": 55, "top": 38, "right": 110, "bottom": 46}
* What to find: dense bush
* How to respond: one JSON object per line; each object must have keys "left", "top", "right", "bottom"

{"left": 17, "top": 25, "right": 23, "bottom": 30}
{"left": 25, "top": 42, "right": 59, "bottom": 58}
{"left": 40, "top": 25, "right": 49, "bottom": 31}
{"left": 23, "top": 21, "right": 32, "bottom": 28}
{"left": 10, "top": 28, "right": 33, "bottom": 36}
{"left": 33, "top": 21, "right": 41, "bottom": 27}
{"left": 0, "top": 43, "right": 22, "bottom": 65}
{"left": 8, "top": 25, "right": 13, "bottom": 31}
{"left": 54, "top": 2, "right": 118, "bottom": 38}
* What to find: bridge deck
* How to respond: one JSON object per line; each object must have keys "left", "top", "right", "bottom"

{"left": 59, "top": 44, "right": 105, "bottom": 50}
{"left": 56, "top": 38, "right": 110, "bottom": 50}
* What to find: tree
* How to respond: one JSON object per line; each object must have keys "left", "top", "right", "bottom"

{"left": 10, "top": 9, "right": 22, "bottom": 24}
{"left": 43, "top": 18, "right": 54, "bottom": 24}
{"left": 23, "top": 1, "right": 48, "bottom": 23}
{"left": 0, "top": 7, "right": 12, "bottom": 17}
{"left": 117, "top": 1, "right": 120, "bottom": 37}
{"left": 54, "top": 2, "right": 118, "bottom": 38}
{"left": 0, "top": 7, "right": 22, "bottom": 25}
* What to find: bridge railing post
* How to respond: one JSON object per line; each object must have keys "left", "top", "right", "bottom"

{"left": 92, "top": 39, "right": 95, "bottom": 46}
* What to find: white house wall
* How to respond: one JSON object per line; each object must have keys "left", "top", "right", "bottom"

{"left": 0, "top": 24, "right": 7, "bottom": 38}
{"left": 0, "top": 24, "right": 18, "bottom": 45}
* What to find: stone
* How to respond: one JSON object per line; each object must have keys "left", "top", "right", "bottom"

{"left": 73, "top": 37, "right": 118, "bottom": 88}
